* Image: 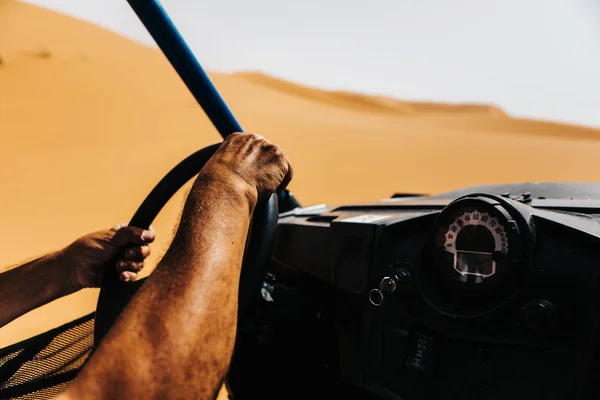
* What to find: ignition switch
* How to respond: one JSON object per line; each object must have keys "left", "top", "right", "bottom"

{"left": 369, "top": 277, "right": 397, "bottom": 306}
{"left": 368, "top": 268, "right": 411, "bottom": 307}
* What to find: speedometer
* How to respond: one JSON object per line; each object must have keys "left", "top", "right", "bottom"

{"left": 441, "top": 210, "right": 508, "bottom": 279}
{"left": 434, "top": 205, "right": 513, "bottom": 286}
{"left": 417, "top": 194, "right": 531, "bottom": 317}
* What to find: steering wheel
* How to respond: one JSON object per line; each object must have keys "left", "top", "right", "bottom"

{"left": 94, "top": 143, "right": 278, "bottom": 346}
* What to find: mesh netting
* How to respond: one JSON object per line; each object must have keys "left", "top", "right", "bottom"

{"left": 0, "top": 313, "right": 95, "bottom": 399}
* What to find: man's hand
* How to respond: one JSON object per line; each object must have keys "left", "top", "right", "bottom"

{"left": 0, "top": 224, "right": 155, "bottom": 328}
{"left": 62, "top": 224, "right": 155, "bottom": 289}
{"left": 66, "top": 133, "right": 292, "bottom": 399}
{"left": 198, "top": 132, "right": 293, "bottom": 205}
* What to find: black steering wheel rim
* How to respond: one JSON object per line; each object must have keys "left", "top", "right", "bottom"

{"left": 94, "top": 143, "right": 278, "bottom": 347}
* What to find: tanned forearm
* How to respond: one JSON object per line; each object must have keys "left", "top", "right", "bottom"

{"left": 60, "top": 132, "right": 292, "bottom": 399}
{"left": 65, "top": 178, "right": 256, "bottom": 399}
{"left": 0, "top": 252, "right": 78, "bottom": 328}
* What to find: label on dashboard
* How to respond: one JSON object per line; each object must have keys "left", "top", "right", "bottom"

{"left": 339, "top": 214, "right": 391, "bottom": 224}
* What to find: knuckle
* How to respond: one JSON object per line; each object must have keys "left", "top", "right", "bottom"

{"left": 273, "top": 151, "right": 287, "bottom": 166}
{"left": 249, "top": 132, "right": 265, "bottom": 140}
{"left": 248, "top": 133, "right": 265, "bottom": 144}
{"left": 224, "top": 132, "right": 242, "bottom": 144}
{"left": 271, "top": 145, "right": 284, "bottom": 157}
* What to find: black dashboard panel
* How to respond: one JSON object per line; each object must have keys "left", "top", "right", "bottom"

{"left": 362, "top": 212, "right": 600, "bottom": 399}
{"left": 233, "top": 183, "right": 600, "bottom": 400}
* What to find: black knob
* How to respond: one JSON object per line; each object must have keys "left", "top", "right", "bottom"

{"left": 521, "top": 299, "right": 557, "bottom": 333}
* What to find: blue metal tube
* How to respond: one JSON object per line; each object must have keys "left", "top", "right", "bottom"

{"left": 126, "top": 0, "right": 242, "bottom": 138}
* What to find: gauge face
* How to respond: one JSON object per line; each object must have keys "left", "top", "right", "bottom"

{"left": 441, "top": 210, "right": 508, "bottom": 279}
{"left": 434, "top": 206, "right": 512, "bottom": 286}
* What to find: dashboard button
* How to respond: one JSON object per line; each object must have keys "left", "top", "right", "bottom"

{"left": 521, "top": 299, "right": 557, "bottom": 333}
{"left": 404, "top": 334, "right": 434, "bottom": 371}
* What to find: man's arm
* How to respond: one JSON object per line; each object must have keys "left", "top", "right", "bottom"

{"left": 0, "top": 252, "right": 77, "bottom": 328}
{"left": 62, "top": 133, "right": 292, "bottom": 399}
{"left": 0, "top": 226, "right": 154, "bottom": 328}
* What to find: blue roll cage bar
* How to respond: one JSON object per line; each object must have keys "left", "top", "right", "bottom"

{"left": 126, "top": 0, "right": 243, "bottom": 138}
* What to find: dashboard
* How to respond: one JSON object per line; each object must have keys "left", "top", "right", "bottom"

{"left": 229, "top": 183, "right": 600, "bottom": 400}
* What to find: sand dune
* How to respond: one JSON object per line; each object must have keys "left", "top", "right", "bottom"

{"left": 236, "top": 72, "right": 507, "bottom": 117}
{"left": 1, "top": 0, "right": 600, "bottom": 349}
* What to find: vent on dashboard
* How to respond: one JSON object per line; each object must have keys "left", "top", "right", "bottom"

{"left": 391, "top": 193, "right": 425, "bottom": 198}
{"left": 306, "top": 215, "right": 338, "bottom": 223}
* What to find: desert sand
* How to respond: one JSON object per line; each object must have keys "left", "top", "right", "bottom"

{"left": 1, "top": 0, "right": 600, "bottom": 355}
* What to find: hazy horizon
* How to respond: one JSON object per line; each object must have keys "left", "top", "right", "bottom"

{"left": 20, "top": 0, "right": 600, "bottom": 128}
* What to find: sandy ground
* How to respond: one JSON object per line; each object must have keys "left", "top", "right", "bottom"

{"left": 1, "top": 0, "right": 599, "bottom": 361}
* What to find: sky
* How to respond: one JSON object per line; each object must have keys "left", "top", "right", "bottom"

{"left": 22, "top": 0, "right": 600, "bottom": 128}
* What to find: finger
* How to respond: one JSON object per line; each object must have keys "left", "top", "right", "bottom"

{"left": 224, "top": 132, "right": 251, "bottom": 148}
{"left": 243, "top": 133, "right": 265, "bottom": 155}
{"left": 120, "top": 271, "right": 138, "bottom": 282}
{"left": 111, "top": 222, "right": 128, "bottom": 232}
{"left": 116, "top": 259, "right": 145, "bottom": 273}
{"left": 277, "top": 161, "right": 293, "bottom": 194}
{"left": 123, "top": 245, "right": 151, "bottom": 261}
{"left": 111, "top": 226, "right": 155, "bottom": 246}
{"left": 226, "top": 132, "right": 246, "bottom": 142}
